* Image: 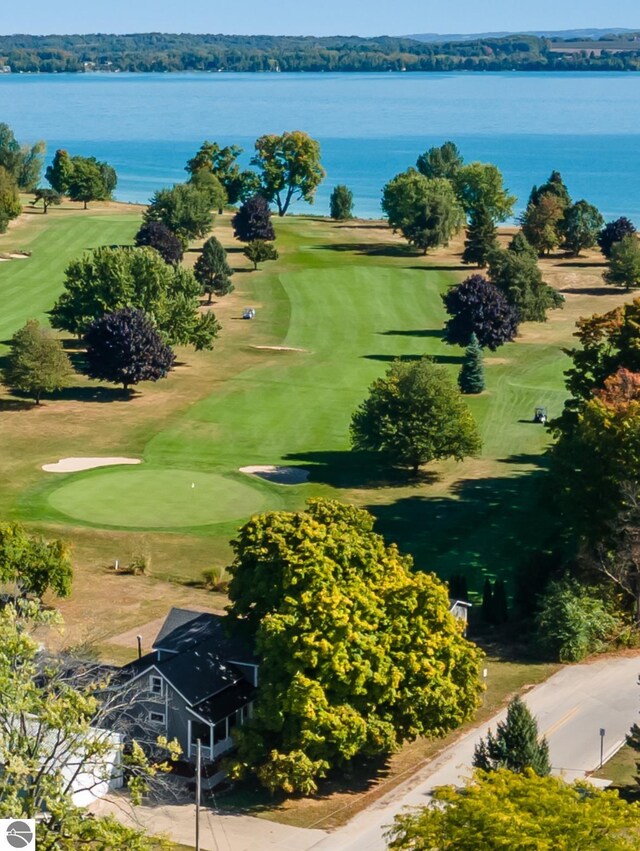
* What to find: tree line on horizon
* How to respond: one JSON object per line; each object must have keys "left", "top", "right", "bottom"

{"left": 2, "top": 32, "right": 640, "bottom": 73}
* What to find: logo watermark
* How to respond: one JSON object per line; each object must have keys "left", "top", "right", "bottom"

{"left": 0, "top": 821, "right": 36, "bottom": 850}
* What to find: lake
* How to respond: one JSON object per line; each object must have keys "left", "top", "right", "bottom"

{"left": 2, "top": 71, "right": 640, "bottom": 221}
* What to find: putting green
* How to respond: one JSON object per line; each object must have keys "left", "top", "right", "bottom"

{"left": 47, "top": 469, "right": 273, "bottom": 529}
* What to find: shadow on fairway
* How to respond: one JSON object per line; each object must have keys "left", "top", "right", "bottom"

{"left": 559, "top": 286, "right": 615, "bottom": 296}
{"left": 379, "top": 329, "right": 444, "bottom": 339}
{"left": 284, "top": 449, "right": 438, "bottom": 490}
{"left": 316, "top": 242, "right": 418, "bottom": 257}
{"left": 51, "top": 386, "right": 131, "bottom": 403}
{"left": 369, "top": 466, "right": 553, "bottom": 591}
{"left": 363, "top": 353, "right": 464, "bottom": 365}
{"left": 408, "top": 264, "right": 468, "bottom": 272}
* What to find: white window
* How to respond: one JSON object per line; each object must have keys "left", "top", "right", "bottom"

{"left": 150, "top": 675, "right": 164, "bottom": 696}
{"left": 148, "top": 711, "right": 166, "bottom": 724}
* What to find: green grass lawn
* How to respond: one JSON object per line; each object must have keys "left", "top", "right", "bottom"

{"left": 0, "top": 207, "right": 629, "bottom": 623}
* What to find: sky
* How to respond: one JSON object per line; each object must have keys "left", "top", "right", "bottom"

{"left": 1, "top": 0, "right": 639, "bottom": 38}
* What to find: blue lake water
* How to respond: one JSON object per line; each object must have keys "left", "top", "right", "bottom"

{"left": 1, "top": 71, "right": 639, "bottom": 221}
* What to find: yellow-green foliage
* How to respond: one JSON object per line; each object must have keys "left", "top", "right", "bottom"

{"left": 227, "top": 498, "right": 484, "bottom": 795}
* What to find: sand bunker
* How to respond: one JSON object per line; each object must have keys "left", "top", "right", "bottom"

{"left": 250, "top": 345, "right": 308, "bottom": 353}
{"left": 240, "top": 465, "right": 310, "bottom": 485}
{"left": 0, "top": 252, "right": 30, "bottom": 262}
{"left": 43, "top": 457, "right": 142, "bottom": 473}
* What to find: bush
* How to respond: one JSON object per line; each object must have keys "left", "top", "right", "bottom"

{"left": 129, "top": 553, "right": 151, "bottom": 576}
{"left": 202, "top": 567, "right": 229, "bottom": 592}
{"left": 535, "top": 577, "right": 622, "bottom": 662}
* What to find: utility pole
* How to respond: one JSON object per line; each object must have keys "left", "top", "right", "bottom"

{"left": 195, "top": 738, "right": 201, "bottom": 851}
{"left": 600, "top": 728, "right": 606, "bottom": 769}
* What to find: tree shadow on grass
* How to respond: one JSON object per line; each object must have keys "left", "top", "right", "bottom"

{"left": 560, "top": 286, "right": 616, "bottom": 296}
{"left": 369, "top": 466, "right": 555, "bottom": 592}
{"left": 363, "top": 353, "right": 464, "bottom": 365}
{"left": 407, "top": 264, "right": 468, "bottom": 272}
{"left": 379, "top": 329, "right": 444, "bottom": 339}
{"left": 0, "top": 398, "right": 35, "bottom": 412}
{"left": 284, "top": 449, "right": 439, "bottom": 490}
{"left": 49, "top": 385, "right": 131, "bottom": 403}
{"left": 316, "top": 242, "right": 418, "bottom": 258}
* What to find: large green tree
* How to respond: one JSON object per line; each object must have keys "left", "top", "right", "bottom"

{"left": 416, "top": 140, "right": 464, "bottom": 180}
{"left": 520, "top": 192, "right": 566, "bottom": 255}
{"left": 185, "top": 140, "right": 259, "bottom": 205}
{"left": 473, "top": 696, "right": 551, "bottom": 776}
{"left": 329, "top": 184, "right": 354, "bottom": 220}
{"left": 453, "top": 162, "right": 516, "bottom": 223}
{"left": 0, "top": 523, "right": 72, "bottom": 602}
{"left": 227, "top": 499, "right": 484, "bottom": 795}
{"left": 48, "top": 153, "right": 117, "bottom": 209}
{"left": 144, "top": 183, "right": 214, "bottom": 246}
{"left": 50, "top": 246, "right": 220, "bottom": 350}
{"left": 252, "top": 131, "right": 325, "bottom": 216}
{"left": 462, "top": 203, "right": 498, "bottom": 267}
{"left": 350, "top": 358, "right": 481, "bottom": 474}
{"left": 387, "top": 770, "right": 640, "bottom": 850}
{"left": 605, "top": 235, "right": 640, "bottom": 290}
{"left": 488, "top": 239, "right": 562, "bottom": 322}
{"left": 194, "top": 236, "right": 234, "bottom": 301}
{"left": 0, "top": 122, "right": 45, "bottom": 191}
{"left": 528, "top": 170, "right": 572, "bottom": 209}
{"left": 0, "top": 165, "right": 22, "bottom": 233}
{"left": 3, "top": 319, "right": 72, "bottom": 404}
{"left": 188, "top": 168, "right": 228, "bottom": 213}
{"left": 562, "top": 200, "right": 605, "bottom": 257}
{"left": 381, "top": 169, "right": 465, "bottom": 254}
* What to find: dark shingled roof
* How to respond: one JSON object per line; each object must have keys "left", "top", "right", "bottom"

{"left": 123, "top": 609, "right": 256, "bottom": 707}
{"left": 195, "top": 679, "right": 256, "bottom": 724}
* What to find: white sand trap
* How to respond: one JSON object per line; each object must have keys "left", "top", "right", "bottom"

{"left": 0, "top": 252, "right": 30, "bottom": 262}
{"left": 43, "top": 457, "right": 142, "bottom": 473}
{"left": 250, "top": 345, "right": 308, "bottom": 353}
{"left": 240, "top": 465, "right": 310, "bottom": 485}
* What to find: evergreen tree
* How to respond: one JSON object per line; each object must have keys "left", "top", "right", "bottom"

{"left": 448, "top": 574, "right": 469, "bottom": 601}
{"left": 491, "top": 578, "right": 509, "bottom": 624}
{"left": 528, "top": 170, "right": 571, "bottom": 209}
{"left": 329, "top": 184, "right": 354, "bottom": 220}
{"left": 462, "top": 204, "right": 498, "bottom": 267}
{"left": 194, "top": 236, "right": 234, "bottom": 301}
{"left": 458, "top": 333, "right": 485, "bottom": 394}
{"left": 481, "top": 578, "right": 493, "bottom": 623}
{"left": 473, "top": 696, "right": 551, "bottom": 776}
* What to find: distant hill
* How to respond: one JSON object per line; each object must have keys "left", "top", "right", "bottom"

{"left": 407, "top": 28, "right": 638, "bottom": 43}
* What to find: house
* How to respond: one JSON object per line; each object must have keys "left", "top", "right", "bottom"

{"left": 122, "top": 608, "right": 257, "bottom": 780}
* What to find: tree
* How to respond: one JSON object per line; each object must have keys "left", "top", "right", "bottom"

{"left": 605, "top": 235, "right": 640, "bottom": 290}
{"left": 188, "top": 168, "right": 228, "bottom": 213}
{"left": 0, "top": 522, "right": 72, "bottom": 601}
{"left": 536, "top": 577, "right": 622, "bottom": 662}
{"left": 443, "top": 274, "right": 518, "bottom": 350}
{"left": 226, "top": 499, "right": 484, "bottom": 795}
{"left": 520, "top": 192, "right": 566, "bottom": 255}
{"left": 528, "top": 170, "right": 572, "bottom": 209}
{"left": 462, "top": 203, "right": 498, "bottom": 267}
{"left": 381, "top": 170, "right": 465, "bottom": 253}
{"left": 416, "top": 140, "right": 464, "bottom": 180}
{"left": 144, "top": 183, "right": 214, "bottom": 246}
{"left": 453, "top": 162, "right": 516, "bottom": 223}
{"left": 252, "top": 131, "right": 325, "bottom": 216}
{"left": 66, "top": 156, "right": 117, "bottom": 209}
{"left": 50, "top": 246, "right": 220, "bottom": 350}
{"left": 350, "top": 358, "right": 481, "bottom": 474}
{"left": 492, "top": 578, "right": 509, "bottom": 625}
{"left": 3, "top": 320, "right": 72, "bottom": 404}
{"left": 0, "top": 605, "right": 177, "bottom": 850}
{"left": 244, "top": 240, "right": 278, "bottom": 270}
{"left": 387, "top": 770, "right": 640, "bottom": 850}
{"left": 134, "top": 220, "right": 183, "bottom": 265}
{"left": 329, "top": 184, "right": 354, "bottom": 220}
{"left": 45, "top": 149, "right": 74, "bottom": 194}
{"left": 0, "top": 122, "right": 45, "bottom": 190}
{"left": 185, "top": 140, "right": 259, "bottom": 205}
{"left": 82, "top": 308, "right": 175, "bottom": 392}
{"left": 33, "top": 187, "right": 62, "bottom": 214}
{"left": 562, "top": 200, "right": 604, "bottom": 257}
{"left": 232, "top": 195, "right": 275, "bottom": 242}
{"left": 473, "top": 696, "right": 550, "bottom": 776}
{"left": 0, "top": 165, "right": 21, "bottom": 233}
{"left": 488, "top": 242, "right": 562, "bottom": 322}
{"left": 194, "top": 236, "right": 234, "bottom": 301}
{"left": 481, "top": 578, "right": 493, "bottom": 623}
{"left": 598, "top": 217, "right": 637, "bottom": 259}
{"left": 458, "top": 334, "right": 485, "bottom": 394}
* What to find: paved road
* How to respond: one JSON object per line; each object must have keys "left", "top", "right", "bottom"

{"left": 309, "top": 653, "right": 640, "bottom": 851}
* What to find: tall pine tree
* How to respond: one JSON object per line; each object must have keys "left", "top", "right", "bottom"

{"left": 458, "top": 333, "right": 485, "bottom": 394}
{"left": 194, "top": 236, "right": 234, "bottom": 302}
{"left": 482, "top": 578, "right": 494, "bottom": 623}
{"left": 462, "top": 204, "right": 498, "bottom": 267}
{"left": 473, "top": 696, "right": 551, "bottom": 776}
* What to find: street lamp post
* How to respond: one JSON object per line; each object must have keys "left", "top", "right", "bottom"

{"left": 599, "top": 728, "right": 606, "bottom": 769}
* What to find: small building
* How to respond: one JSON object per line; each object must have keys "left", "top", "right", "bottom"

{"left": 122, "top": 608, "right": 256, "bottom": 783}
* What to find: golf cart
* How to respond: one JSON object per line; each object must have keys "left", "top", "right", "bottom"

{"left": 242, "top": 307, "right": 256, "bottom": 320}
{"left": 533, "top": 407, "right": 548, "bottom": 425}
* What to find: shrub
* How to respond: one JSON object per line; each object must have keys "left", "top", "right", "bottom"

{"left": 202, "top": 567, "right": 229, "bottom": 592}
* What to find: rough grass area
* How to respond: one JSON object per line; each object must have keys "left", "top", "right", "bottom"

{"left": 594, "top": 743, "right": 639, "bottom": 792}
{"left": 0, "top": 204, "right": 633, "bottom": 651}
